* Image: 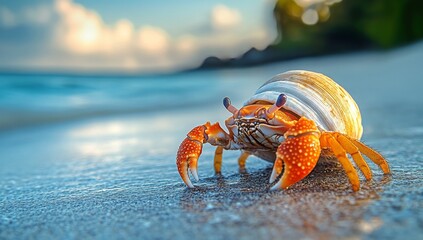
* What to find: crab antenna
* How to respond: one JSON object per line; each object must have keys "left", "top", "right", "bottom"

{"left": 266, "top": 94, "right": 287, "bottom": 116}
{"left": 223, "top": 97, "right": 238, "bottom": 114}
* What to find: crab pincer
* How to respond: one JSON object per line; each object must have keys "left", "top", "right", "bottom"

{"left": 176, "top": 126, "right": 205, "bottom": 187}
{"left": 270, "top": 117, "right": 321, "bottom": 190}
{"left": 176, "top": 122, "right": 230, "bottom": 188}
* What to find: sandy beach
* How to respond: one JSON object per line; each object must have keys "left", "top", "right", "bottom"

{"left": 1, "top": 42, "right": 423, "bottom": 239}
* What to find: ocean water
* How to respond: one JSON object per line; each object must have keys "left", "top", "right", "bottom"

{"left": 1, "top": 42, "right": 423, "bottom": 239}
{"left": 1, "top": 41, "right": 422, "bottom": 131}
{"left": 0, "top": 72, "right": 247, "bottom": 130}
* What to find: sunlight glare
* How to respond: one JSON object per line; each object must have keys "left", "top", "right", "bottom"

{"left": 301, "top": 9, "right": 319, "bottom": 25}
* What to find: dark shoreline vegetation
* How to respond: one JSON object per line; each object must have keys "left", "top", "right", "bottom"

{"left": 200, "top": 0, "right": 423, "bottom": 69}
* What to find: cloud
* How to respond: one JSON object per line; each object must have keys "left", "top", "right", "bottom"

{"left": 55, "top": 0, "right": 115, "bottom": 55}
{"left": 0, "top": 0, "right": 278, "bottom": 73}
{"left": 211, "top": 4, "right": 241, "bottom": 30}
{"left": 137, "top": 26, "right": 169, "bottom": 56}
{"left": 53, "top": 0, "right": 184, "bottom": 70}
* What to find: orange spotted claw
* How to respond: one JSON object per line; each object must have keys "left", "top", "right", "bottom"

{"left": 271, "top": 117, "right": 321, "bottom": 190}
{"left": 176, "top": 122, "right": 230, "bottom": 188}
{"left": 176, "top": 125, "right": 206, "bottom": 188}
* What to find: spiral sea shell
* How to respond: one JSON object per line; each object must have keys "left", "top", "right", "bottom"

{"left": 245, "top": 70, "right": 363, "bottom": 140}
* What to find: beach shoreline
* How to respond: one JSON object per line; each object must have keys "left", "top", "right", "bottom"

{"left": 1, "top": 43, "right": 423, "bottom": 239}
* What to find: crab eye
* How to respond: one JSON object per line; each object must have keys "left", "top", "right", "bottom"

{"left": 223, "top": 97, "right": 238, "bottom": 115}
{"left": 266, "top": 94, "right": 287, "bottom": 117}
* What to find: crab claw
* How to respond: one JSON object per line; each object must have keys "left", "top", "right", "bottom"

{"left": 271, "top": 117, "right": 321, "bottom": 190}
{"left": 176, "top": 125, "right": 206, "bottom": 188}
{"left": 176, "top": 122, "right": 230, "bottom": 188}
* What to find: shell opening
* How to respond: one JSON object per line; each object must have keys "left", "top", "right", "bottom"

{"left": 223, "top": 97, "right": 238, "bottom": 114}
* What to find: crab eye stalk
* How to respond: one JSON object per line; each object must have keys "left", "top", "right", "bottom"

{"left": 223, "top": 97, "right": 238, "bottom": 114}
{"left": 266, "top": 94, "right": 287, "bottom": 117}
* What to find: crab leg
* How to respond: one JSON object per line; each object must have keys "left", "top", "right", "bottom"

{"left": 176, "top": 122, "right": 231, "bottom": 188}
{"left": 320, "top": 134, "right": 360, "bottom": 191}
{"left": 238, "top": 151, "right": 250, "bottom": 170}
{"left": 332, "top": 133, "right": 372, "bottom": 180}
{"left": 214, "top": 146, "right": 224, "bottom": 174}
{"left": 319, "top": 132, "right": 390, "bottom": 191}
{"left": 271, "top": 117, "right": 321, "bottom": 190}
{"left": 347, "top": 137, "right": 390, "bottom": 174}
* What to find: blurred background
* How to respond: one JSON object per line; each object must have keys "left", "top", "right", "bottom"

{"left": 0, "top": 0, "right": 422, "bottom": 131}
{"left": 1, "top": 1, "right": 423, "bottom": 239}
{"left": 1, "top": 0, "right": 422, "bottom": 73}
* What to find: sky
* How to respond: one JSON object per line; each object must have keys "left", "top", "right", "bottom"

{"left": 0, "top": 0, "right": 278, "bottom": 74}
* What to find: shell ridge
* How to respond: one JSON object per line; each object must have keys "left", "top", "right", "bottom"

{"left": 245, "top": 70, "right": 363, "bottom": 139}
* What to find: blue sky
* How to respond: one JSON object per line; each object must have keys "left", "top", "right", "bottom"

{"left": 0, "top": 0, "right": 277, "bottom": 73}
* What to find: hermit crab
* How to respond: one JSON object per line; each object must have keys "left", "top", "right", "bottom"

{"left": 176, "top": 70, "right": 390, "bottom": 191}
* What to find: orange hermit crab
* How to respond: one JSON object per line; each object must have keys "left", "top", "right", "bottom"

{"left": 176, "top": 70, "right": 390, "bottom": 191}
